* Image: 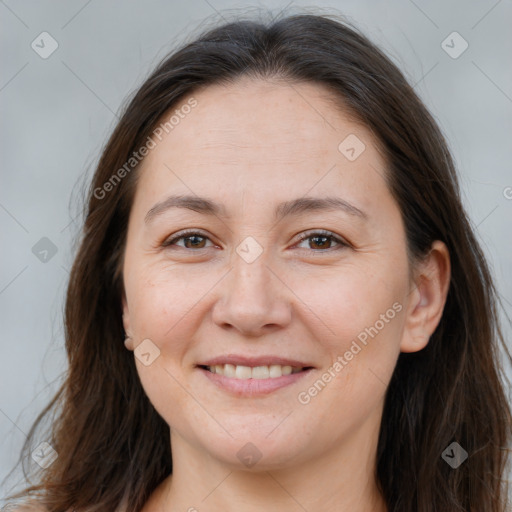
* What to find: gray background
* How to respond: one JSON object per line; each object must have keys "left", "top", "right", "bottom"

{"left": 1, "top": 0, "right": 511, "bottom": 501}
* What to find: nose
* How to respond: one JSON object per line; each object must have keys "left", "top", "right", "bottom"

{"left": 211, "top": 250, "right": 292, "bottom": 337}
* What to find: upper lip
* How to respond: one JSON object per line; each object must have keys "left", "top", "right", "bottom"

{"left": 199, "top": 354, "right": 314, "bottom": 368}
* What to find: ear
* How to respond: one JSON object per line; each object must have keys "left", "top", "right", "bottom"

{"left": 122, "top": 290, "right": 134, "bottom": 351}
{"left": 400, "top": 240, "right": 451, "bottom": 353}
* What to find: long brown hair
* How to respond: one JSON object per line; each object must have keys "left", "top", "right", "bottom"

{"left": 5, "top": 9, "right": 511, "bottom": 511}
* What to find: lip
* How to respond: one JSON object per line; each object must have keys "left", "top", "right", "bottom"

{"left": 199, "top": 367, "right": 313, "bottom": 396}
{"left": 199, "top": 354, "right": 313, "bottom": 368}
{"left": 196, "top": 354, "right": 315, "bottom": 397}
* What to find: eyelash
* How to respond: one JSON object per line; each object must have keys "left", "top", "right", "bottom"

{"left": 161, "top": 229, "right": 349, "bottom": 252}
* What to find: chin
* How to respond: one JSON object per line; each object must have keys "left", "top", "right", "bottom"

{"left": 191, "top": 422, "right": 314, "bottom": 471}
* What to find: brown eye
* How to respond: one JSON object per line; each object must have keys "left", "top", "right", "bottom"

{"left": 162, "top": 229, "right": 347, "bottom": 252}
{"left": 295, "top": 230, "right": 347, "bottom": 251}
{"left": 181, "top": 234, "right": 208, "bottom": 249}
{"left": 162, "top": 231, "right": 213, "bottom": 250}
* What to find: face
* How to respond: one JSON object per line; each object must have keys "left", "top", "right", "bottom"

{"left": 121, "top": 78, "right": 422, "bottom": 470}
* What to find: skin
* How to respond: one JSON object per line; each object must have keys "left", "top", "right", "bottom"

{"left": 121, "top": 78, "right": 451, "bottom": 512}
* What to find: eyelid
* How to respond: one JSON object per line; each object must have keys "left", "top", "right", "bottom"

{"left": 162, "top": 228, "right": 216, "bottom": 248}
{"left": 294, "top": 229, "right": 349, "bottom": 250}
{"left": 162, "top": 228, "right": 349, "bottom": 251}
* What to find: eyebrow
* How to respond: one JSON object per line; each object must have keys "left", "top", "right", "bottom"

{"left": 144, "top": 194, "right": 368, "bottom": 224}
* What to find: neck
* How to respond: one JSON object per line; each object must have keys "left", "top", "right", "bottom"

{"left": 156, "top": 416, "right": 388, "bottom": 512}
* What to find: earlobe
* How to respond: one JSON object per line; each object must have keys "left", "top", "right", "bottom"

{"left": 124, "top": 334, "right": 134, "bottom": 351}
{"left": 400, "top": 240, "right": 451, "bottom": 353}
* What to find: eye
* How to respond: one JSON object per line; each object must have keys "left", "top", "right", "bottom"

{"left": 161, "top": 230, "right": 215, "bottom": 250}
{"left": 161, "top": 229, "right": 349, "bottom": 252}
{"left": 294, "top": 230, "right": 348, "bottom": 251}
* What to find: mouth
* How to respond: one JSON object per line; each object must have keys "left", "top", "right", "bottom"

{"left": 199, "top": 363, "right": 310, "bottom": 379}
{"left": 196, "top": 356, "right": 314, "bottom": 396}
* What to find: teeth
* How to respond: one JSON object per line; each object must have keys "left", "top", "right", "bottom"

{"left": 207, "top": 364, "right": 303, "bottom": 379}
{"left": 252, "top": 366, "right": 269, "bottom": 379}
{"left": 224, "top": 363, "right": 236, "bottom": 378}
{"left": 269, "top": 364, "right": 282, "bottom": 378}
{"left": 235, "top": 365, "right": 252, "bottom": 379}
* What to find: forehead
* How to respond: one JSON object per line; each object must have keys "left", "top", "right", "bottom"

{"left": 166, "top": 78, "right": 370, "bottom": 156}
{"left": 134, "top": 78, "right": 389, "bottom": 215}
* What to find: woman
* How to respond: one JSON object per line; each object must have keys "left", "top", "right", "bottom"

{"left": 5, "top": 10, "right": 511, "bottom": 512}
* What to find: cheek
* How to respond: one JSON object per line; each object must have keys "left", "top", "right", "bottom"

{"left": 135, "top": 360, "right": 201, "bottom": 438}
{"left": 127, "top": 265, "right": 207, "bottom": 344}
{"left": 287, "top": 262, "right": 405, "bottom": 347}
{"left": 127, "top": 274, "right": 202, "bottom": 426}
{"left": 291, "top": 265, "right": 405, "bottom": 407}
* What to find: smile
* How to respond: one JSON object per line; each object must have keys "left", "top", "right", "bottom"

{"left": 202, "top": 364, "right": 304, "bottom": 379}
{"left": 196, "top": 356, "right": 314, "bottom": 396}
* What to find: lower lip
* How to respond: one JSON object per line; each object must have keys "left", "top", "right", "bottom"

{"left": 198, "top": 367, "right": 313, "bottom": 396}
